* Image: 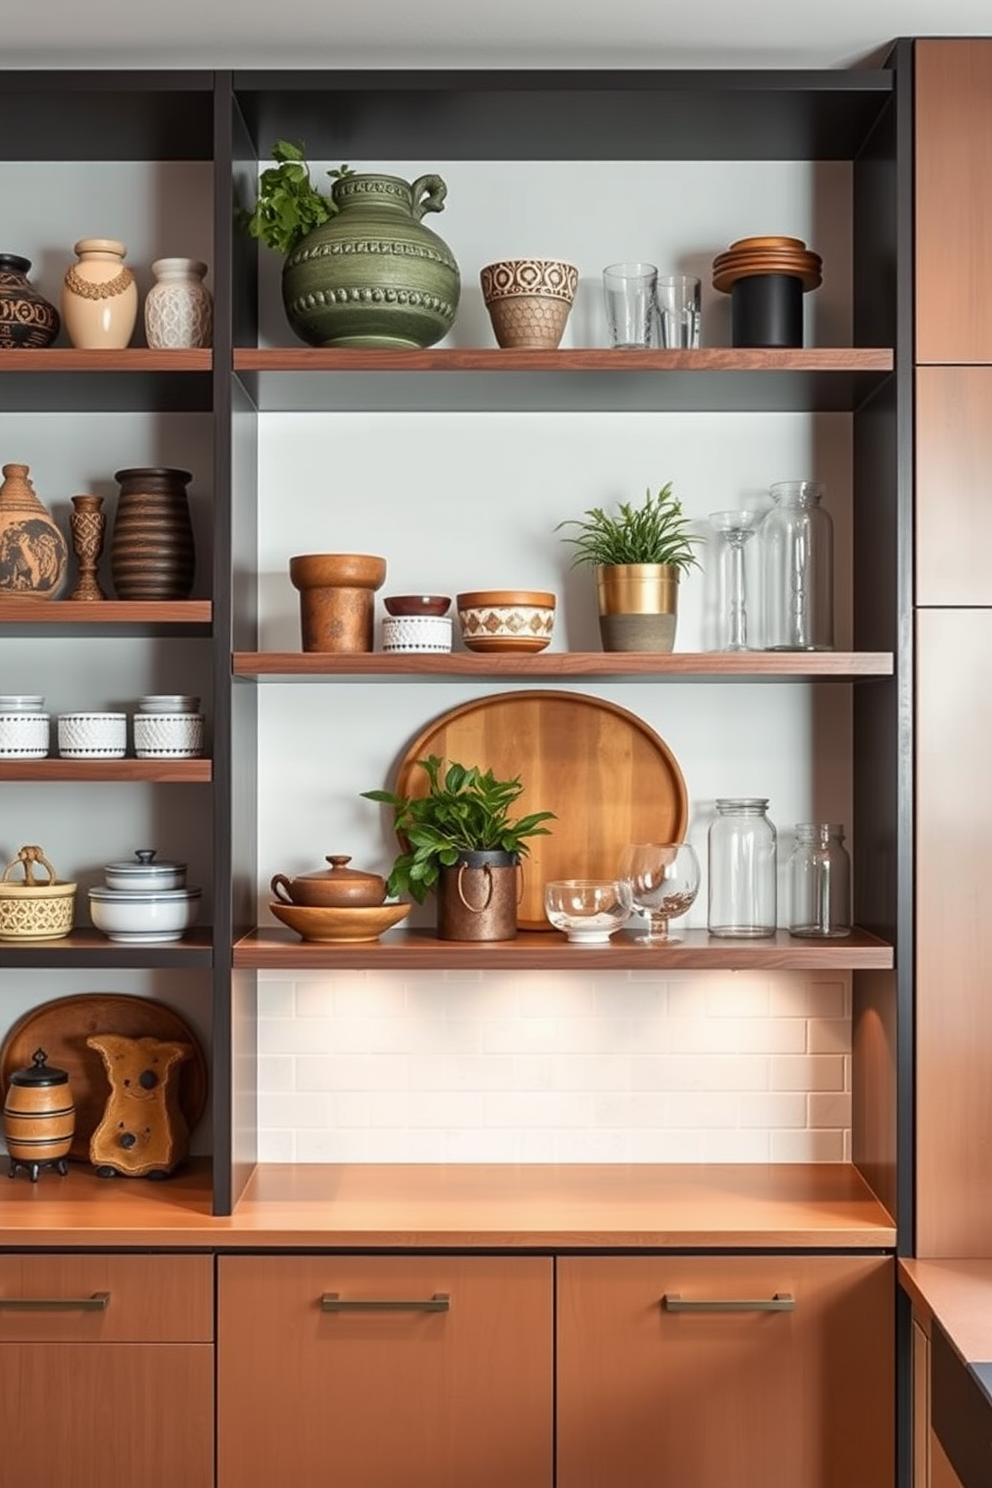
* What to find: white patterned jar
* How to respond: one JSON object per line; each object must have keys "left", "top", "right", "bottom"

{"left": 381, "top": 615, "right": 452, "bottom": 653}
{"left": 0, "top": 712, "right": 49, "bottom": 758}
{"left": 61, "top": 238, "right": 138, "bottom": 349}
{"left": 144, "top": 258, "right": 213, "bottom": 349}
{"left": 57, "top": 711, "right": 127, "bottom": 759}
{"left": 133, "top": 711, "right": 204, "bottom": 758}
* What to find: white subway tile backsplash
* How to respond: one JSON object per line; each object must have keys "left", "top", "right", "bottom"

{"left": 255, "top": 970, "right": 856, "bottom": 1162}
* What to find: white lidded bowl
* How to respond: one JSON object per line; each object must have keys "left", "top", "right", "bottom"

{"left": 381, "top": 615, "right": 452, "bottom": 653}
{"left": 544, "top": 879, "right": 633, "bottom": 944}
{"left": 102, "top": 849, "right": 187, "bottom": 892}
{"left": 58, "top": 712, "right": 127, "bottom": 758}
{"left": 88, "top": 885, "right": 201, "bottom": 942}
{"left": 133, "top": 712, "right": 204, "bottom": 758}
{"left": 137, "top": 695, "right": 201, "bottom": 714}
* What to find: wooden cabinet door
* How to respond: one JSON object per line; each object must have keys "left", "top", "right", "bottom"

{"left": 217, "top": 1253, "right": 553, "bottom": 1488}
{"left": 916, "top": 367, "right": 992, "bottom": 607}
{"left": 557, "top": 1254, "right": 893, "bottom": 1488}
{"left": 916, "top": 40, "right": 992, "bottom": 364}
{"left": 915, "top": 609, "right": 992, "bottom": 1257}
{"left": 0, "top": 1342, "right": 213, "bottom": 1488}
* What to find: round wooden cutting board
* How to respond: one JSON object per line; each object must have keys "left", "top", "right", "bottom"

{"left": 0, "top": 992, "right": 208, "bottom": 1163}
{"left": 393, "top": 690, "right": 689, "bottom": 930}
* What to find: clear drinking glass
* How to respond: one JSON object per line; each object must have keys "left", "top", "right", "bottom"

{"left": 761, "top": 480, "right": 834, "bottom": 651}
{"left": 617, "top": 842, "right": 700, "bottom": 944}
{"left": 708, "top": 509, "right": 763, "bottom": 651}
{"left": 707, "top": 798, "right": 777, "bottom": 937}
{"left": 787, "top": 823, "right": 852, "bottom": 938}
{"left": 602, "top": 262, "right": 658, "bottom": 348}
{"left": 655, "top": 274, "right": 701, "bottom": 348}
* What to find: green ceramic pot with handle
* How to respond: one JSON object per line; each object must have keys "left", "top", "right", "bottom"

{"left": 282, "top": 172, "right": 461, "bottom": 348}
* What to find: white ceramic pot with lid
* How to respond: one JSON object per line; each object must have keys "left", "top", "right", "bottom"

{"left": 102, "top": 848, "right": 187, "bottom": 892}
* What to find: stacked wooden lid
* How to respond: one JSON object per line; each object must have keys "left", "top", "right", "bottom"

{"left": 712, "top": 236, "right": 822, "bottom": 294}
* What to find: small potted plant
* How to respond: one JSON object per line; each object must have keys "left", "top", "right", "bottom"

{"left": 361, "top": 755, "right": 555, "bottom": 942}
{"left": 556, "top": 482, "right": 702, "bottom": 652}
{"left": 238, "top": 140, "right": 460, "bottom": 350}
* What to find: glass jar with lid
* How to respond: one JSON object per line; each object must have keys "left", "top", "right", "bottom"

{"left": 707, "top": 797, "right": 777, "bottom": 938}
{"left": 761, "top": 479, "right": 834, "bottom": 650}
{"left": 787, "top": 822, "right": 852, "bottom": 938}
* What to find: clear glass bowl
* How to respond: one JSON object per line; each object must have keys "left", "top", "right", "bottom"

{"left": 544, "top": 879, "right": 633, "bottom": 944}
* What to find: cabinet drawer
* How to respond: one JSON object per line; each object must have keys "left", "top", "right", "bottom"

{"left": 558, "top": 1253, "right": 894, "bottom": 1488}
{"left": 0, "top": 1252, "right": 213, "bottom": 1342}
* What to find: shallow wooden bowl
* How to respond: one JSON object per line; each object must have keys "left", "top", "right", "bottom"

{"left": 269, "top": 900, "right": 411, "bottom": 943}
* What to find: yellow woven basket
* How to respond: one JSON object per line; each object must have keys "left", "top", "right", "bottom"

{"left": 0, "top": 845, "right": 76, "bottom": 941}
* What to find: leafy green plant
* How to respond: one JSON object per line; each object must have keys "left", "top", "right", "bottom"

{"left": 556, "top": 482, "right": 702, "bottom": 572}
{"left": 237, "top": 140, "right": 353, "bottom": 256}
{"left": 361, "top": 755, "right": 556, "bottom": 903}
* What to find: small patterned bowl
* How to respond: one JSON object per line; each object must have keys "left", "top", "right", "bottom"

{"left": 133, "top": 712, "right": 204, "bottom": 758}
{"left": 381, "top": 615, "right": 452, "bottom": 653}
{"left": 480, "top": 259, "right": 579, "bottom": 350}
{"left": 456, "top": 590, "right": 556, "bottom": 653}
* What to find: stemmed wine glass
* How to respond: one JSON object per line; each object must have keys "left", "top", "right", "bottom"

{"left": 708, "top": 509, "right": 763, "bottom": 651}
{"left": 617, "top": 842, "right": 701, "bottom": 945}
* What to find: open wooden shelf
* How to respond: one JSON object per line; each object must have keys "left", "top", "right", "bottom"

{"left": 0, "top": 348, "right": 213, "bottom": 412}
{"left": 234, "top": 925, "right": 893, "bottom": 972}
{"left": 0, "top": 599, "right": 211, "bottom": 632}
{"left": 233, "top": 346, "right": 894, "bottom": 413}
{"left": 0, "top": 927, "right": 213, "bottom": 969}
{"left": 0, "top": 759, "right": 212, "bottom": 782}
{"left": 234, "top": 650, "right": 894, "bottom": 681}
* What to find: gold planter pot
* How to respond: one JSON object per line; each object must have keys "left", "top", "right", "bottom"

{"left": 595, "top": 563, "right": 680, "bottom": 652}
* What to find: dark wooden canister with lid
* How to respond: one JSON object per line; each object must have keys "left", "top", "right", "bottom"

{"left": 3, "top": 1046, "right": 76, "bottom": 1180}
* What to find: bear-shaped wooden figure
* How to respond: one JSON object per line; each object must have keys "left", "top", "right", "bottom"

{"left": 86, "top": 1033, "right": 191, "bottom": 1178}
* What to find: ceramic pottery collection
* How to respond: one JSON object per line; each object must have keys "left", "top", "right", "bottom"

{"left": 282, "top": 173, "right": 461, "bottom": 348}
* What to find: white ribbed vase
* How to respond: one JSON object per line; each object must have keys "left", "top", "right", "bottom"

{"left": 144, "top": 258, "right": 213, "bottom": 349}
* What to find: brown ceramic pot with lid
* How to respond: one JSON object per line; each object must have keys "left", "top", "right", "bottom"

{"left": 3, "top": 1047, "right": 75, "bottom": 1180}
{"left": 270, "top": 855, "right": 387, "bottom": 909}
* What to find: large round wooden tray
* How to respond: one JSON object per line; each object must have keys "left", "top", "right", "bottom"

{"left": 0, "top": 992, "right": 208, "bottom": 1164}
{"left": 393, "top": 690, "right": 689, "bottom": 931}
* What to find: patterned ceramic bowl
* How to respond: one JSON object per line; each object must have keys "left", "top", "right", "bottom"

{"left": 0, "top": 711, "right": 49, "bottom": 757}
{"left": 480, "top": 259, "right": 579, "bottom": 349}
{"left": 132, "top": 712, "right": 204, "bottom": 758}
{"left": 381, "top": 615, "right": 452, "bottom": 653}
{"left": 456, "top": 590, "right": 556, "bottom": 653}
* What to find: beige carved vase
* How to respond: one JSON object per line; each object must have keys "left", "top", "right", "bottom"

{"left": 61, "top": 238, "right": 138, "bottom": 350}
{"left": 0, "top": 463, "right": 68, "bottom": 600}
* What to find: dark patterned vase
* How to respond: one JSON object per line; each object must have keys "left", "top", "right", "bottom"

{"left": 111, "top": 467, "right": 195, "bottom": 601}
{"left": 0, "top": 255, "right": 60, "bottom": 348}
{"left": 281, "top": 172, "right": 461, "bottom": 349}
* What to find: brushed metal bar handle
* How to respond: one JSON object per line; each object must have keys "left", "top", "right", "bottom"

{"left": 321, "top": 1291, "right": 450, "bottom": 1313}
{"left": 0, "top": 1291, "right": 110, "bottom": 1312}
{"left": 662, "top": 1291, "right": 795, "bottom": 1313}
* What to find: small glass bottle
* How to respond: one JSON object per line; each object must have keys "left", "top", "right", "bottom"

{"left": 707, "top": 797, "right": 777, "bottom": 938}
{"left": 761, "top": 479, "right": 834, "bottom": 651}
{"left": 788, "top": 822, "right": 852, "bottom": 938}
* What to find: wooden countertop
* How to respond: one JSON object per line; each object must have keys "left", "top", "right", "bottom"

{"left": 900, "top": 1259, "right": 992, "bottom": 1361}
{"left": 0, "top": 1161, "right": 896, "bottom": 1250}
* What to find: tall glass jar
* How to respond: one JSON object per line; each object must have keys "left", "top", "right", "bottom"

{"left": 707, "top": 797, "right": 777, "bottom": 938}
{"left": 761, "top": 479, "right": 834, "bottom": 650}
{"left": 788, "top": 822, "right": 851, "bottom": 938}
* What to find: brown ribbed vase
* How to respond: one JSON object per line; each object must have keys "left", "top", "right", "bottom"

{"left": 111, "top": 467, "right": 195, "bottom": 601}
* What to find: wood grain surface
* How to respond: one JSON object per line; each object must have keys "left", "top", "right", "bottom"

{"left": 0, "top": 993, "right": 208, "bottom": 1163}
{"left": 393, "top": 690, "right": 688, "bottom": 929}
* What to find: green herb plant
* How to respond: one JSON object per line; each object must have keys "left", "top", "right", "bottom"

{"left": 361, "top": 755, "right": 556, "bottom": 904}
{"left": 237, "top": 140, "right": 354, "bottom": 257}
{"left": 556, "top": 482, "right": 702, "bottom": 572}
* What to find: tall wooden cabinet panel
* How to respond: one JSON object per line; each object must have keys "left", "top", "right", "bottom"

{"left": 915, "top": 608, "right": 992, "bottom": 1258}
{"left": 217, "top": 1253, "right": 553, "bottom": 1488}
{"left": 556, "top": 1254, "right": 894, "bottom": 1488}
{"left": 915, "top": 40, "right": 992, "bottom": 364}
{"left": 916, "top": 368, "right": 992, "bottom": 606}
